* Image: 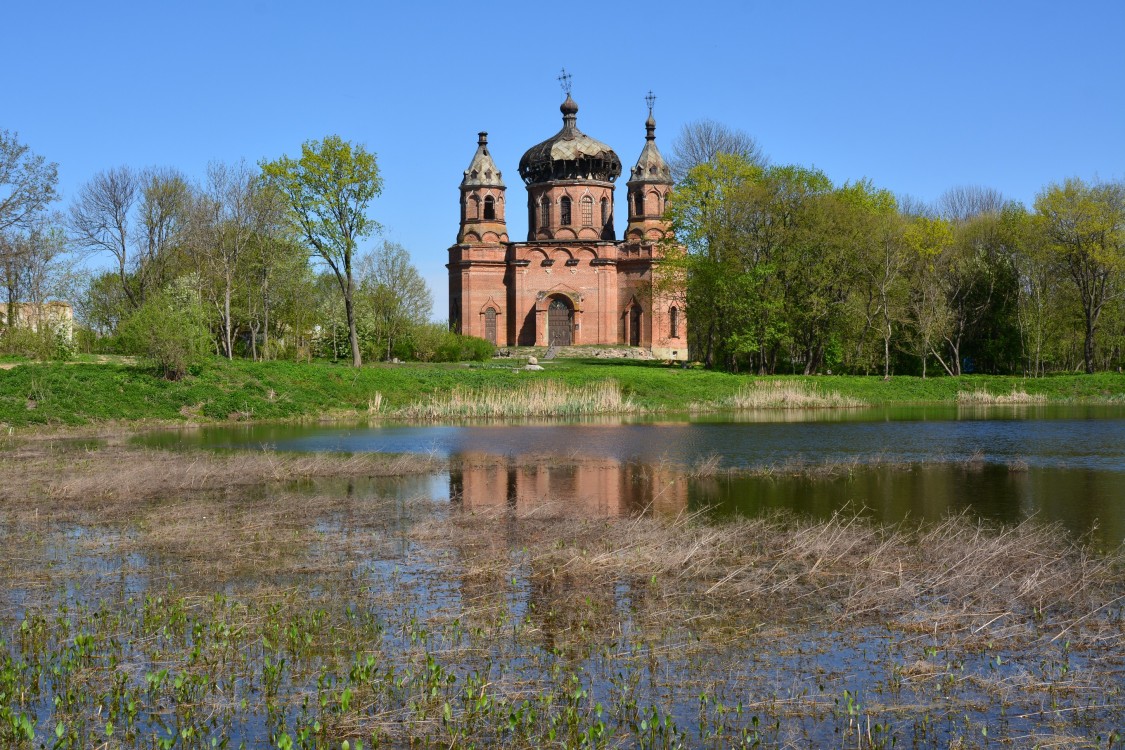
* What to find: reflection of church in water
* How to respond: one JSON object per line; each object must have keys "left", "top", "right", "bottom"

{"left": 447, "top": 88, "right": 687, "bottom": 359}
{"left": 450, "top": 454, "right": 688, "bottom": 517}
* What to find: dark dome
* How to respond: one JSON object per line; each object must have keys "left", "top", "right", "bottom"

{"left": 518, "top": 95, "right": 622, "bottom": 185}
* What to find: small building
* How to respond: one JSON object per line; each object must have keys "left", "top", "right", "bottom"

{"left": 0, "top": 300, "right": 74, "bottom": 341}
{"left": 447, "top": 93, "right": 687, "bottom": 359}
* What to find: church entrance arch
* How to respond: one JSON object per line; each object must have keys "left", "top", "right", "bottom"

{"left": 548, "top": 297, "right": 573, "bottom": 346}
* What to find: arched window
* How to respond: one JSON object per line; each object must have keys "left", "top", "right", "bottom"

{"left": 469, "top": 194, "right": 480, "bottom": 219}
{"left": 560, "top": 196, "right": 572, "bottom": 226}
{"left": 483, "top": 195, "right": 495, "bottom": 220}
{"left": 634, "top": 191, "right": 645, "bottom": 216}
{"left": 539, "top": 195, "right": 551, "bottom": 229}
{"left": 601, "top": 197, "right": 610, "bottom": 225}
{"left": 670, "top": 306, "right": 679, "bottom": 338}
{"left": 649, "top": 190, "right": 661, "bottom": 216}
{"left": 580, "top": 196, "right": 594, "bottom": 226}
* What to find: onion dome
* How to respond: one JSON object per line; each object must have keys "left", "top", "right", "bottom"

{"left": 518, "top": 95, "right": 622, "bottom": 185}
{"left": 461, "top": 132, "right": 504, "bottom": 188}
{"left": 628, "top": 112, "right": 672, "bottom": 185}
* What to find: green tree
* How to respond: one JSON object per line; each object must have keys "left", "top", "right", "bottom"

{"left": 1034, "top": 178, "right": 1125, "bottom": 373}
{"left": 0, "top": 130, "right": 58, "bottom": 234}
{"left": 667, "top": 153, "right": 766, "bottom": 369}
{"left": 840, "top": 182, "right": 903, "bottom": 377}
{"left": 903, "top": 215, "right": 955, "bottom": 377}
{"left": 261, "top": 136, "right": 383, "bottom": 367}
{"left": 355, "top": 240, "right": 432, "bottom": 361}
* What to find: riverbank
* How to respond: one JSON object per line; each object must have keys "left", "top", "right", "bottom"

{"left": 0, "top": 441, "right": 1121, "bottom": 747}
{"left": 1, "top": 356, "right": 1123, "bottom": 428}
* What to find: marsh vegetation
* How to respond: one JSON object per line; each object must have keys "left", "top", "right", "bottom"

{"left": 0, "top": 441, "right": 1121, "bottom": 747}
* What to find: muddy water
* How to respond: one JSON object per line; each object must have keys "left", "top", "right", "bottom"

{"left": 138, "top": 404, "right": 1125, "bottom": 548}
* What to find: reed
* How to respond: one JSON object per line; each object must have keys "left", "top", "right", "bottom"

{"left": 957, "top": 389, "right": 1049, "bottom": 404}
{"left": 1, "top": 438, "right": 1121, "bottom": 748}
{"left": 396, "top": 378, "right": 638, "bottom": 420}
{"left": 710, "top": 379, "right": 866, "bottom": 409}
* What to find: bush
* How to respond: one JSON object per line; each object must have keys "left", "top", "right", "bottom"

{"left": 119, "top": 291, "right": 212, "bottom": 380}
{"left": 407, "top": 324, "right": 494, "bottom": 362}
{"left": 0, "top": 324, "right": 75, "bottom": 361}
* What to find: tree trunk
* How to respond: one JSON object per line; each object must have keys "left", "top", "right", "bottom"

{"left": 1084, "top": 313, "right": 1096, "bottom": 374}
{"left": 224, "top": 278, "right": 233, "bottom": 359}
{"left": 344, "top": 279, "right": 362, "bottom": 367}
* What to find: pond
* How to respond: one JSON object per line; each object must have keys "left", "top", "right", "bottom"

{"left": 138, "top": 404, "right": 1125, "bottom": 549}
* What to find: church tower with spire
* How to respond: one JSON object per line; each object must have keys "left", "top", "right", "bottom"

{"left": 447, "top": 77, "right": 686, "bottom": 360}
{"left": 625, "top": 93, "right": 674, "bottom": 242}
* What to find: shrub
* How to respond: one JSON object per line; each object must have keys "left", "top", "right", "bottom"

{"left": 119, "top": 291, "right": 212, "bottom": 380}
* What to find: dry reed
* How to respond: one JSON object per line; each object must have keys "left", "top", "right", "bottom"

{"left": 713, "top": 380, "right": 866, "bottom": 410}
{"left": 957, "top": 389, "right": 1048, "bottom": 404}
{"left": 396, "top": 378, "right": 638, "bottom": 420}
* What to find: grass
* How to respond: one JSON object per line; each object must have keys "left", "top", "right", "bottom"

{"left": 0, "top": 439, "right": 1122, "bottom": 747}
{"left": 0, "top": 356, "right": 1123, "bottom": 428}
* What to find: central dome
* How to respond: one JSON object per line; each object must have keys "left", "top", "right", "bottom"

{"left": 518, "top": 94, "right": 622, "bottom": 185}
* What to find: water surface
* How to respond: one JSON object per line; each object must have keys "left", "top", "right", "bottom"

{"left": 138, "top": 404, "right": 1125, "bottom": 548}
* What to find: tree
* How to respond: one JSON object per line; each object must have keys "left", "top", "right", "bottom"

{"left": 1035, "top": 178, "right": 1125, "bottom": 373}
{"left": 0, "top": 130, "right": 58, "bottom": 234}
{"left": 838, "top": 182, "right": 903, "bottom": 377}
{"left": 356, "top": 241, "right": 432, "bottom": 361}
{"left": 903, "top": 215, "right": 956, "bottom": 377}
{"left": 667, "top": 153, "right": 766, "bottom": 369}
{"left": 135, "top": 167, "right": 191, "bottom": 298}
{"left": 261, "top": 136, "right": 382, "bottom": 367}
{"left": 936, "top": 185, "right": 1005, "bottom": 223}
{"left": 192, "top": 160, "right": 262, "bottom": 359}
{"left": 669, "top": 119, "right": 767, "bottom": 182}
{"left": 70, "top": 167, "right": 140, "bottom": 307}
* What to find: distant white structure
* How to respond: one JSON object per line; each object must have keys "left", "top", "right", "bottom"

{"left": 0, "top": 301, "right": 74, "bottom": 341}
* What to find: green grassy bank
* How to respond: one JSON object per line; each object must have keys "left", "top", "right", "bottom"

{"left": 1, "top": 356, "right": 1123, "bottom": 428}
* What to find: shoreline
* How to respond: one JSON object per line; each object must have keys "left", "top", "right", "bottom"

{"left": 2, "top": 358, "right": 1123, "bottom": 432}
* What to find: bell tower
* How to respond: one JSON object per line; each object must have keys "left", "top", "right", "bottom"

{"left": 448, "top": 132, "right": 509, "bottom": 340}
{"left": 625, "top": 92, "right": 673, "bottom": 242}
{"left": 458, "top": 132, "right": 508, "bottom": 245}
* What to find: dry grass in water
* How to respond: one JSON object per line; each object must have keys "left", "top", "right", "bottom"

{"left": 710, "top": 380, "right": 867, "bottom": 410}
{"left": 397, "top": 378, "right": 638, "bottom": 420}
{"left": 1, "top": 439, "right": 1122, "bottom": 747}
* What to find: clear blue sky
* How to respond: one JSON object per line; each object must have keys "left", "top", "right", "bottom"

{"left": 6, "top": 0, "right": 1123, "bottom": 317}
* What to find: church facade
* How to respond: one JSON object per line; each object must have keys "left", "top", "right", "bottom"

{"left": 447, "top": 94, "right": 687, "bottom": 360}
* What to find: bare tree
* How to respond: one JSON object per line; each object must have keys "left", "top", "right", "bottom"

{"left": 669, "top": 119, "right": 767, "bottom": 182}
{"left": 937, "top": 185, "right": 1005, "bottom": 223}
{"left": 70, "top": 167, "right": 140, "bottom": 307}
{"left": 135, "top": 167, "right": 191, "bottom": 297}
{"left": 192, "top": 160, "right": 260, "bottom": 358}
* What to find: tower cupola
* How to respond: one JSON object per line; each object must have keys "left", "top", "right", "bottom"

{"left": 626, "top": 92, "right": 673, "bottom": 241}
{"left": 457, "top": 132, "right": 508, "bottom": 244}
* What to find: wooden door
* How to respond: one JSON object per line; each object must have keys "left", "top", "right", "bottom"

{"left": 484, "top": 308, "right": 497, "bottom": 344}
{"left": 548, "top": 298, "right": 572, "bottom": 346}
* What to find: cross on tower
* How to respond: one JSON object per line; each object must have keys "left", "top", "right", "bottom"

{"left": 646, "top": 90, "right": 656, "bottom": 115}
{"left": 558, "top": 68, "right": 573, "bottom": 95}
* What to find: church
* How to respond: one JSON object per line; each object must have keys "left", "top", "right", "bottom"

{"left": 447, "top": 91, "right": 687, "bottom": 360}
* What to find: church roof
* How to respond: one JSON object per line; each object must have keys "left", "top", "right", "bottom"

{"left": 518, "top": 95, "right": 622, "bottom": 185}
{"left": 628, "top": 112, "right": 671, "bottom": 185}
{"left": 461, "top": 132, "right": 504, "bottom": 188}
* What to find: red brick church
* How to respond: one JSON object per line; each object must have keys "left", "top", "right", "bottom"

{"left": 447, "top": 92, "right": 687, "bottom": 360}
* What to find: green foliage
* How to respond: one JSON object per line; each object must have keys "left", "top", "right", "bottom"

{"left": 118, "top": 288, "right": 212, "bottom": 380}
{"left": 261, "top": 135, "right": 383, "bottom": 367}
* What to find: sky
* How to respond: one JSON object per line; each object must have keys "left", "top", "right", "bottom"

{"left": 5, "top": 0, "right": 1123, "bottom": 318}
